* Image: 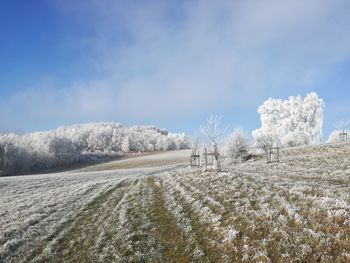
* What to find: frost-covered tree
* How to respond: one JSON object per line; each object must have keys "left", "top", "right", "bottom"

{"left": 327, "top": 130, "right": 347, "bottom": 143}
{"left": 189, "top": 136, "right": 200, "bottom": 153}
{"left": 336, "top": 119, "right": 349, "bottom": 133}
{"left": 201, "top": 115, "right": 228, "bottom": 170}
{"left": 0, "top": 122, "right": 190, "bottom": 175}
{"left": 48, "top": 137, "right": 79, "bottom": 163}
{"left": 155, "top": 137, "right": 165, "bottom": 151}
{"left": 327, "top": 119, "right": 349, "bottom": 143}
{"left": 253, "top": 92, "right": 324, "bottom": 148}
{"left": 200, "top": 115, "right": 228, "bottom": 145}
{"left": 168, "top": 133, "right": 190, "bottom": 150}
{"left": 225, "top": 128, "right": 249, "bottom": 160}
{"left": 121, "top": 136, "right": 130, "bottom": 152}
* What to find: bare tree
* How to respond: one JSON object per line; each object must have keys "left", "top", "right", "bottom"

{"left": 189, "top": 129, "right": 201, "bottom": 151}
{"left": 200, "top": 115, "right": 228, "bottom": 145}
{"left": 336, "top": 119, "right": 349, "bottom": 132}
{"left": 200, "top": 115, "right": 228, "bottom": 171}
{"left": 190, "top": 136, "right": 199, "bottom": 152}
{"left": 189, "top": 135, "right": 200, "bottom": 167}
{"left": 336, "top": 119, "right": 349, "bottom": 141}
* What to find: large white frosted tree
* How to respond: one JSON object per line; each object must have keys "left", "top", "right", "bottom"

{"left": 252, "top": 92, "right": 324, "bottom": 148}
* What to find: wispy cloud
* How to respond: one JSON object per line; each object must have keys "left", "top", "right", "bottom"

{"left": 1, "top": 0, "right": 350, "bottom": 132}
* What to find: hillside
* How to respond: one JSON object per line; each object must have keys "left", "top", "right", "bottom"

{"left": 1, "top": 144, "right": 350, "bottom": 262}
{"left": 0, "top": 122, "right": 190, "bottom": 176}
{"left": 74, "top": 149, "right": 192, "bottom": 172}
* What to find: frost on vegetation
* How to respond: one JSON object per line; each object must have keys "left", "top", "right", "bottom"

{"left": 2, "top": 143, "right": 350, "bottom": 262}
{"left": 159, "top": 177, "right": 205, "bottom": 259}
{"left": 0, "top": 122, "right": 190, "bottom": 175}
{"left": 327, "top": 119, "right": 350, "bottom": 143}
{"left": 158, "top": 143, "right": 350, "bottom": 261}
{"left": 0, "top": 166, "right": 163, "bottom": 263}
{"left": 253, "top": 92, "right": 324, "bottom": 148}
{"left": 222, "top": 226, "right": 239, "bottom": 243}
{"left": 225, "top": 128, "right": 250, "bottom": 161}
{"left": 327, "top": 129, "right": 350, "bottom": 143}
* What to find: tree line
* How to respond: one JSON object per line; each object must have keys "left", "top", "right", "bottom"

{"left": 0, "top": 122, "right": 190, "bottom": 176}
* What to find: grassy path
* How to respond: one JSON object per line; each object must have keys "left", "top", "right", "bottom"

{"left": 34, "top": 175, "right": 198, "bottom": 263}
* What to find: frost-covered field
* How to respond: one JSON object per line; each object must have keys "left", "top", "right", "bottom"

{"left": 0, "top": 166, "right": 168, "bottom": 262}
{"left": 75, "top": 149, "right": 191, "bottom": 172}
{"left": 1, "top": 144, "right": 350, "bottom": 262}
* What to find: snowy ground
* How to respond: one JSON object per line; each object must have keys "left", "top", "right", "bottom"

{"left": 1, "top": 145, "right": 350, "bottom": 262}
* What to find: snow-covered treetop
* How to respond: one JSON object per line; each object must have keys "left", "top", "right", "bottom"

{"left": 0, "top": 122, "right": 190, "bottom": 175}
{"left": 253, "top": 92, "right": 324, "bottom": 148}
{"left": 0, "top": 122, "right": 189, "bottom": 152}
{"left": 200, "top": 115, "right": 228, "bottom": 145}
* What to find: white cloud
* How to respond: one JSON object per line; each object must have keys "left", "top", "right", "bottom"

{"left": 2, "top": 0, "right": 350, "bottom": 131}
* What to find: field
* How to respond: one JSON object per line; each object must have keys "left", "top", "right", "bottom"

{"left": 1, "top": 145, "right": 350, "bottom": 262}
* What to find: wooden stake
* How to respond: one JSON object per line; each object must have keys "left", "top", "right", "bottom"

{"left": 0, "top": 146, "right": 5, "bottom": 176}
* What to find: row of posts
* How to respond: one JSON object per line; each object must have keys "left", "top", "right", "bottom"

{"left": 191, "top": 145, "right": 280, "bottom": 170}
{"left": 190, "top": 144, "right": 221, "bottom": 171}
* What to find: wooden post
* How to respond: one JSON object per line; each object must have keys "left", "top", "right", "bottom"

{"left": 266, "top": 146, "right": 280, "bottom": 163}
{"left": 197, "top": 150, "right": 200, "bottom": 166}
{"left": 265, "top": 145, "right": 269, "bottom": 163}
{"left": 0, "top": 146, "right": 7, "bottom": 176}
{"left": 340, "top": 130, "right": 348, "bottom": 141}
{"left": 266, "top": 145, "right": 271, "bottom": 163}
{"left": 189, "top": 151, "right": 193, "bottom": 166}
{"left": 238, "top": 148, "right": 247, "bottom": 162}
{"left": 268, "top": 147, "right": 273, "bottom": 163}
{"left": 0, "top": 146, "right": 4, "bottom": 176}
{"left": 204, "top": 148, "right": 208, "bottom": 171}
{"left": 190, "top": 150, "right": 200, "bottom": 167}
{"left": 214, "top": 143, "right": 221, "bottom": 171}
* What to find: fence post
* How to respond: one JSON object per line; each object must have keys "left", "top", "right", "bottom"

{"left": 214, "top": 143, "right": 221, "bottom": 171}
{"left": 0, "top": 146, "right": 5, "bottom": 176}
{"left": 264, "top": 145, "right": 269, "bottom": 163}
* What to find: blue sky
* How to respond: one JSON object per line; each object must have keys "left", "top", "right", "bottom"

{"left": 1, "top": 0, "right": 350, "bottom": 139}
